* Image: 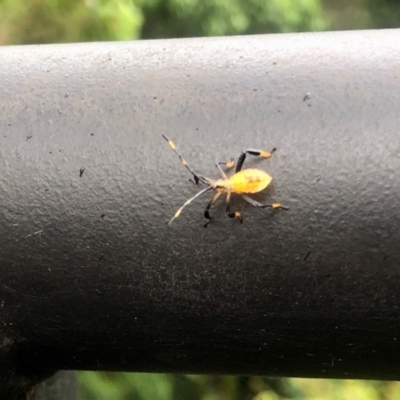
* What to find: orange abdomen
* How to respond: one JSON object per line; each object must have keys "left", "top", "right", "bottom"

{"left": 228, "top": 169, "right": 272, "bottom": 194}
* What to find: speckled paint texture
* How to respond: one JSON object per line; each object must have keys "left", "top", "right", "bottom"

{"left": 1, "top": 30, "right": 400, "bottom": 387}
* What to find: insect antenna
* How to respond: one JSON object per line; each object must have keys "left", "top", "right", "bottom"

{"left": 162, "top": 134, "right": 208, "bottom": 184}
{"left": 168, "top": 186, "right": 213, "bottom": 225}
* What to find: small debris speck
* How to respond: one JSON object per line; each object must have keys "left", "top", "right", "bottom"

{"left": 26, "top": 133, "right": 32, "bottom": 141}
{"left": 101, "top": 214, "right": 105, "bottom": 219}
{"left": 80, "top": 167, "right": 85, "bottom": 177}
{"left": 98, "top": 254, "right": 104, "bottom": 262}
{"left": 303, "top": 93, "right": 311, "bottom": 101}
{"left": 303, "top": 251, "right": 311, "bottom": 261}
{"left": 25, "top": 230, "right": 43, "bottom": 238}
{"left": 91, "top": 133, "right": 94, "bottom": 136}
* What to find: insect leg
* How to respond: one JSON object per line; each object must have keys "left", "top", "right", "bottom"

{"left": 242, "top": 194, "right": 289, "bottom": 210}
{"left": 204, "top": 191, "right": 222, "bottom": 227}
{"left": 162, "top": 134, "right": 208, "bottom": 184}
{"left": 168, "top": 186, "right": 213, "bottom": 225}
{"left": 226, "top": 192, "right": 243, "bottom": 223}
{"left": 235, "top": 148, "right": 276, "bottom": 173}
{"left": 215, "top": 158, "right": 235, "bottom": 179}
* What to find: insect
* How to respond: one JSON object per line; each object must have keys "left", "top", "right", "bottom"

{"left": 162, "top": 134, "right": 288, "bottom": 227}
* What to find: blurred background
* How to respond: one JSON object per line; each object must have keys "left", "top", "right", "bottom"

{"left": 0, "top": 0, "right": 400, "bottom": 44}
{"left": 1, "top": 0, "right": 400, "bottom": 399}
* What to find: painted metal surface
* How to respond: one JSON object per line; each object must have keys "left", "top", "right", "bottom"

{"left": 1, "top": 29, "right": 400, "bottom": 385}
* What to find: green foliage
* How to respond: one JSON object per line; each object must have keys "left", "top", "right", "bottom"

{"left": 0, "top": 0, "right": 143, "bottom": 44}
{"left": 290, "top": 379, "right": 400, "bottom": 400}
{"left": 364, "top": 0, "right": 400, "bottom": 28}
{"left": 140, "top": 0, "right": 328, "bottom": 39}
{"left": 0, "top": 0, "right": 329, "bottom": 45}
{"left": 79, "top": 374, "right": 292, "bottom": 400}
{"left": 79, "top": 372, "right": 174, "bottom": 400}
{"left": 79, "top": 373, "right": 400, "bottom": 400}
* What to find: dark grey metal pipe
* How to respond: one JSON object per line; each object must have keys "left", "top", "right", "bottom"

{"left": 1, "top": 29, "right": 400, "bottom": 389}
